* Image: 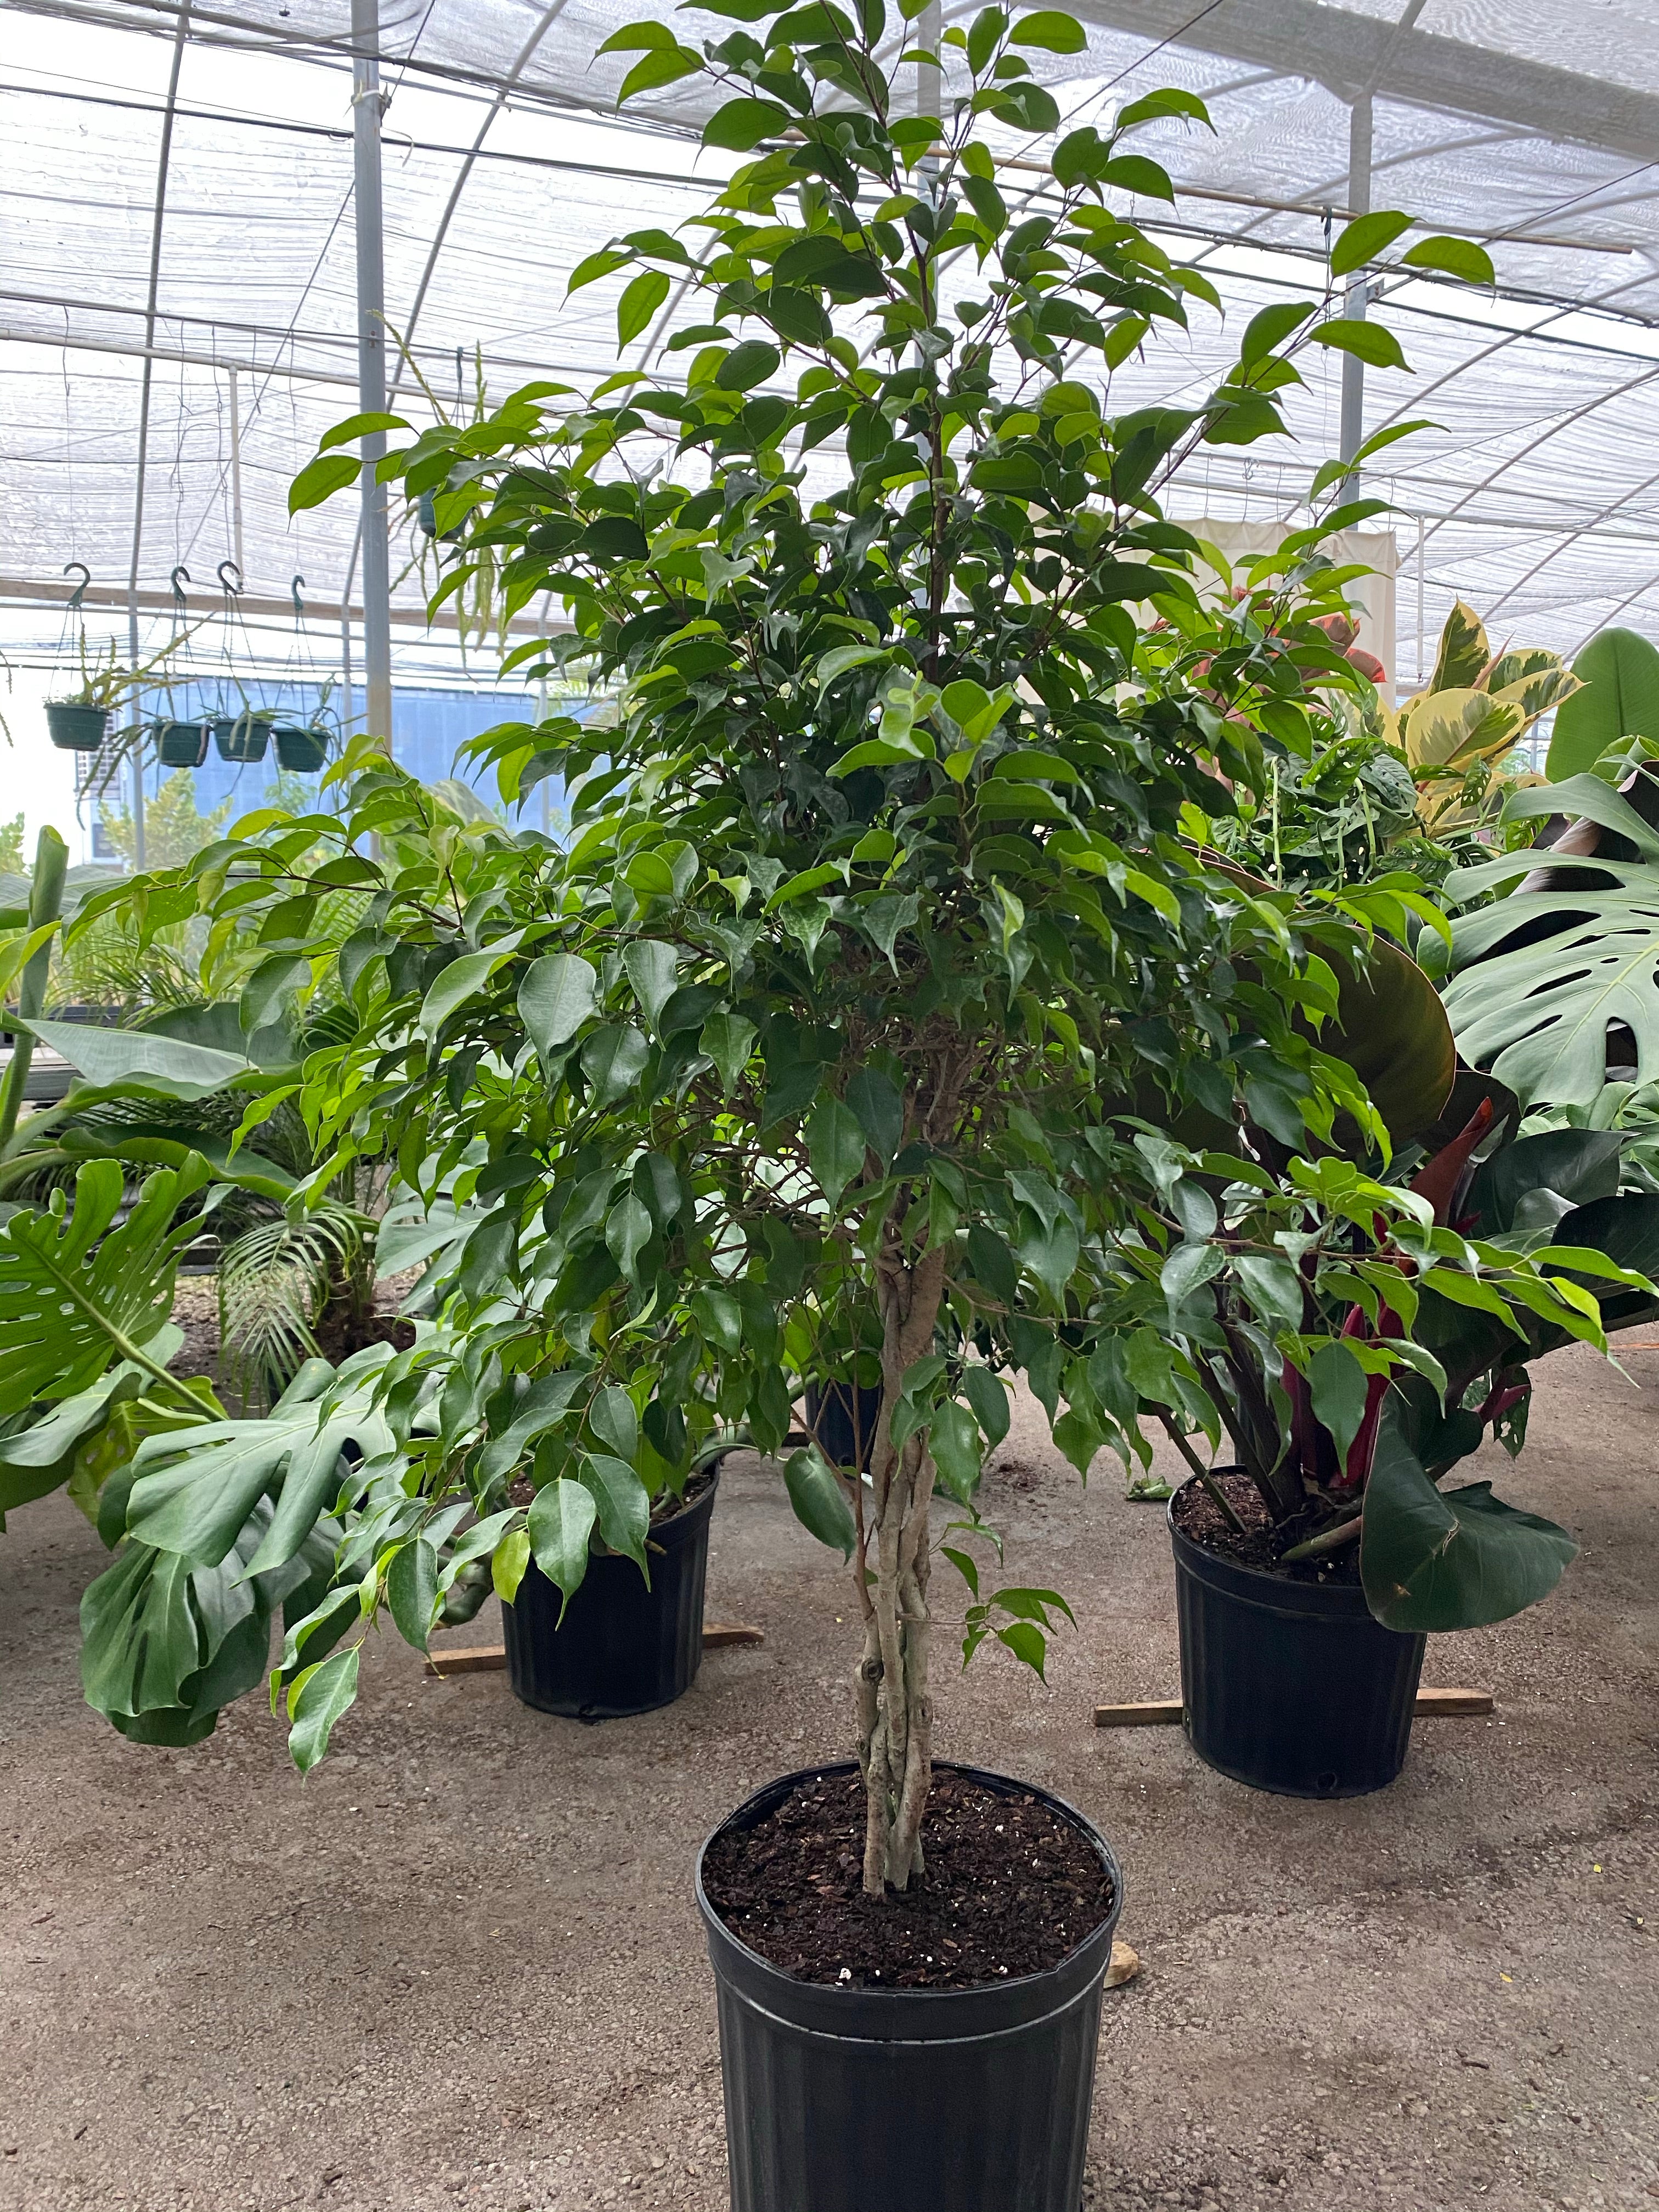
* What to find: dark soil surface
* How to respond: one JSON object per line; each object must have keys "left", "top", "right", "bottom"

{"left": 701, "top": 1767, "right": 1115, "bottom": 1989}
{"left": 1172, "top": 1468, "right": 1363, "bottom": 1586}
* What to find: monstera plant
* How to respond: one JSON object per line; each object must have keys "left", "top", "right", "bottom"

{"left": 1439, "top": 769, "right": 1659, "bottom": 1108}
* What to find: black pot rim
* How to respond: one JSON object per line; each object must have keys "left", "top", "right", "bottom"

{"left": 695, "top": 1759, "right": 1123, "bottom": 2033}
{"left": 1166, "top": 1472, "right": 1386, "bottom": 1624}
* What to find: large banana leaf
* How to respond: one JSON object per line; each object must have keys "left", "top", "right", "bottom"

{"left": 0, "top": 1155, "right": 213, "bottom": 1422}
{"left": 1443, "top": 775, "right": 1659, "bottom": 1108}
{"left": 1548, "top": 628, "right": 1659, "bottom": 780}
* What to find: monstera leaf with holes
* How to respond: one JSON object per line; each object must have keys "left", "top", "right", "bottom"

{"left": 0, "top": 1155, "right": 224, "bottom": 1525}
{"left": 1442, "top": 774, "right": 1659, "bottom": 1108}
{"left": 79, "top": 1356, "right": 393, "bottom": 1747}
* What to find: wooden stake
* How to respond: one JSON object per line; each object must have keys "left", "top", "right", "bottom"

{"left": 1093, "top": 1687, "right": 1493, "bottom": 1728}
{"left": 424, "top": 1622, "right": 765, "bottom": 1679}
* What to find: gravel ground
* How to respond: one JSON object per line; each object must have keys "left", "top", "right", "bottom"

{"left": 2, "top": 1341, "right": 1656, "bottom": 2212}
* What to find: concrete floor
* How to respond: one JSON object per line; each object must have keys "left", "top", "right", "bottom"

{"left": 1, "top": 1344, "right": 1655, "bottom": 2212}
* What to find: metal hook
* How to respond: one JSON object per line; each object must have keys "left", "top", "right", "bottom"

{"left": 63, "top": 560, "right": 91, "bottom": 612}
{"left": 291, "top": 573, "right": 306, "bottom": 620}
{"left": 171, "top": 564, "right": 191, "bottom": 612}
{"left": 218, "top": 560, "right": 244, "bottom": 596}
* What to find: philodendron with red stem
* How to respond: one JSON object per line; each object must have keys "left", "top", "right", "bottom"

{"left": 1110, "top": 948, "right": 1659, "bottom": 1632}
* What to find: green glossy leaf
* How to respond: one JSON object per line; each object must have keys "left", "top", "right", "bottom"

{"left": 844, "top": 1066, "right": 903, "bottom": 1168}
{"left": 808, "top": 1093, "right": 869, "bottom": 1205}
{"left": 579, "top": 1452, "right": 652, "bottom": 1576}
{"left": 386, "top": 1537, "right": 439, "bottom": 1651}
{"left": 1307, "top": 1339, "right": 1369, "bottom": 1462}
{"left": 492, "top": 1526, "right": 531, "bottom": 1603}
{"left": 929, "top": 1398, "right": 983, "bottom": 1503}
{"left": 289, "top": 452, "right": 361, "bottom": 515}
{"left": 419, "top": 934, "right": 525, "bottom": 1040}
{"left": 1400, "top": 235, "right": 1494, "bottom": 285}
{"left": 700, "top": 1010, "right": 758, "bottom": 1094}
{"left": 783, "top": 1444, "right": 856, "bottom": 1558}
{"left": 618, "top": 267, "right": 671, "bottom": 348}
{"left": 1361, "top": 1425, "right": 1576, "bottom": 1632}
{"left": 518, "top": 952, "right": 600, "bottom": 1060}
{"left": 527, "top": 1477, "right": 598, "bottom": 1614}
{"left": 1330, "top": 210, "right": 1412, "bottom": 275}
{"left": 1307, "top": 319, "right": 1410, "bottom": 370}
{"left": 286, "top": 1646, "right": 361, "bottom": 1772}
{"left": 961, "top": 1363, "right": 1011, "bottom": 1450}
{"left": 703, "top": 95, "right": 792, "bottom": 149}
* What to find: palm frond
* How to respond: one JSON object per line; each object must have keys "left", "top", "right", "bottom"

{"left": 219, "top": 1203, "right": 368, "bottom": 1407}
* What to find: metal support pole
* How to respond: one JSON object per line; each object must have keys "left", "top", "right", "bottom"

{"left": 1339, "top": 91, "right": 1373, "bottom": 468}
{"left": 352, "top": 0, "right": 394, "bottom": 751}
{"left": 228, "top": 366, "right": 245, "bottom": 580}
{"left": 918, "top": 0, "right": 941, "bottom": 126}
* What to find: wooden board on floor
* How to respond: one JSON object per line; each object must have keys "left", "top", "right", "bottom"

{"left": 424, "top": 1622, "right": 765, "bottom": 1678}
{"left": 1093, "top": 1687, "right": 1493, "bottom": 1728}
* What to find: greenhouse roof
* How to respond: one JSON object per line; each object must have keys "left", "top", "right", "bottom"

{"left": 5, "top": 0, "right": 1659, "bottom": 692}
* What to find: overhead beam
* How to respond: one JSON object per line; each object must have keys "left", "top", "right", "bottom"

{"left": 0, "top": 574, "right": 565, "bottom": 637}
{"left": 1067, "top": 0, "right": 1659, "bottom": 170}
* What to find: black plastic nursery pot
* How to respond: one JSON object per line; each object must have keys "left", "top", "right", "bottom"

{"left": 274, "top": 724, "right": 329, "bottom": 772}
{"left": 804, "top": 1378, "right": 883, "bottom": 1471}
{"left": 1169, "top": 1477, "right": 1427, "bottom": 1798}
{"left": 46, "top": 701, "right": 110, "bottom": 751}
{"left": 156, "top": 718, "right": 210, "bottom": 767}
{"left": 213, "top": 711, "right": 273, "bottom": 763}
{"left": 501, "top": 1470, "right": 716, "bottom": 1720}
{"left": 697, "top": 1761, "right": 1124, "bottom": 2212}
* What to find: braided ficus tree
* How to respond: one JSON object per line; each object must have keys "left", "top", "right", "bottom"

{"left": 246, "top": 0, "right": 1496, "bottom": 1882}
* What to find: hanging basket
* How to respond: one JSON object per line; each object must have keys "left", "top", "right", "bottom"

{"left": 46, "top": 701, "right": 111, "bottom": 752}
{"left": 213, "top": 711, "right": 273, "bottom": 764}
{"left": 273, "top": 723, "right": 330, "bottom": 774}
{"left": 156, "top": 718, "right": 210, "bottom": 769}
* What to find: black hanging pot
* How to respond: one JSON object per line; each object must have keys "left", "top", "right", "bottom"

{"left": 46, "top": 701, "right": 110, "bottom": 752}
{"left": 804, "top": 1378, "right": 884, "bottom": 1471}
{"left": 273, "top": 724, "right": 329, "bottom": 773}
{"left": 1169, "top": 1476, "right": 1427, "bottom": 1797}
{"left": 213, "top": 710, "right": 273, "bottom": 763}
{"left": 502, "top": 1470, "right": 717, "bottom": 1720}
{"left": 697, "top": 1762, "right": 1124, "bottom": 2212}
{"left": 155, "top": 718, "right": 210, "bottom": 768}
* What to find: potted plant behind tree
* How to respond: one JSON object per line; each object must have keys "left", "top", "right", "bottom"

{"left": 1104, "top": 929, "right": 1659, "bottom": 1796}
{"left": 260, "top": 4, "right": 1509, "bottom": 2198}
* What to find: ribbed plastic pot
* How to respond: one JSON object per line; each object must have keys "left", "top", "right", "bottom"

{"left": 697, "top": 1761, "right": 1122, "bottom": 2212}
{"left": 46, "top": 702, "right": 110, "bottom": 751}
{"left": 274, "top": 724, "right": 329, "bottom": 772}
{"left": 156, "top": 718, "right": 209, "bottom": 767}
{"left": 213, "top": 712, "right": 272, "bottom": 763}
{"left": 502, "top": 1471, "right": 716, "bottom": 1720}
{"left": 1169, "top": 1477, "right": 1427, "bottom": 1798}
{"left": 804, "top": 1379, "right": 883, "bottom": 1471}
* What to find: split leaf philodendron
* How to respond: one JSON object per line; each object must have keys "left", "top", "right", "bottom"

{"left": 51, "top": 5, "right": 1497, "bottom": 1868}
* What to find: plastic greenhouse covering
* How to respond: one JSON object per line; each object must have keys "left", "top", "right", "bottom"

{"left": 5, "top": 0, "right": 1659, "bottom": 781}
